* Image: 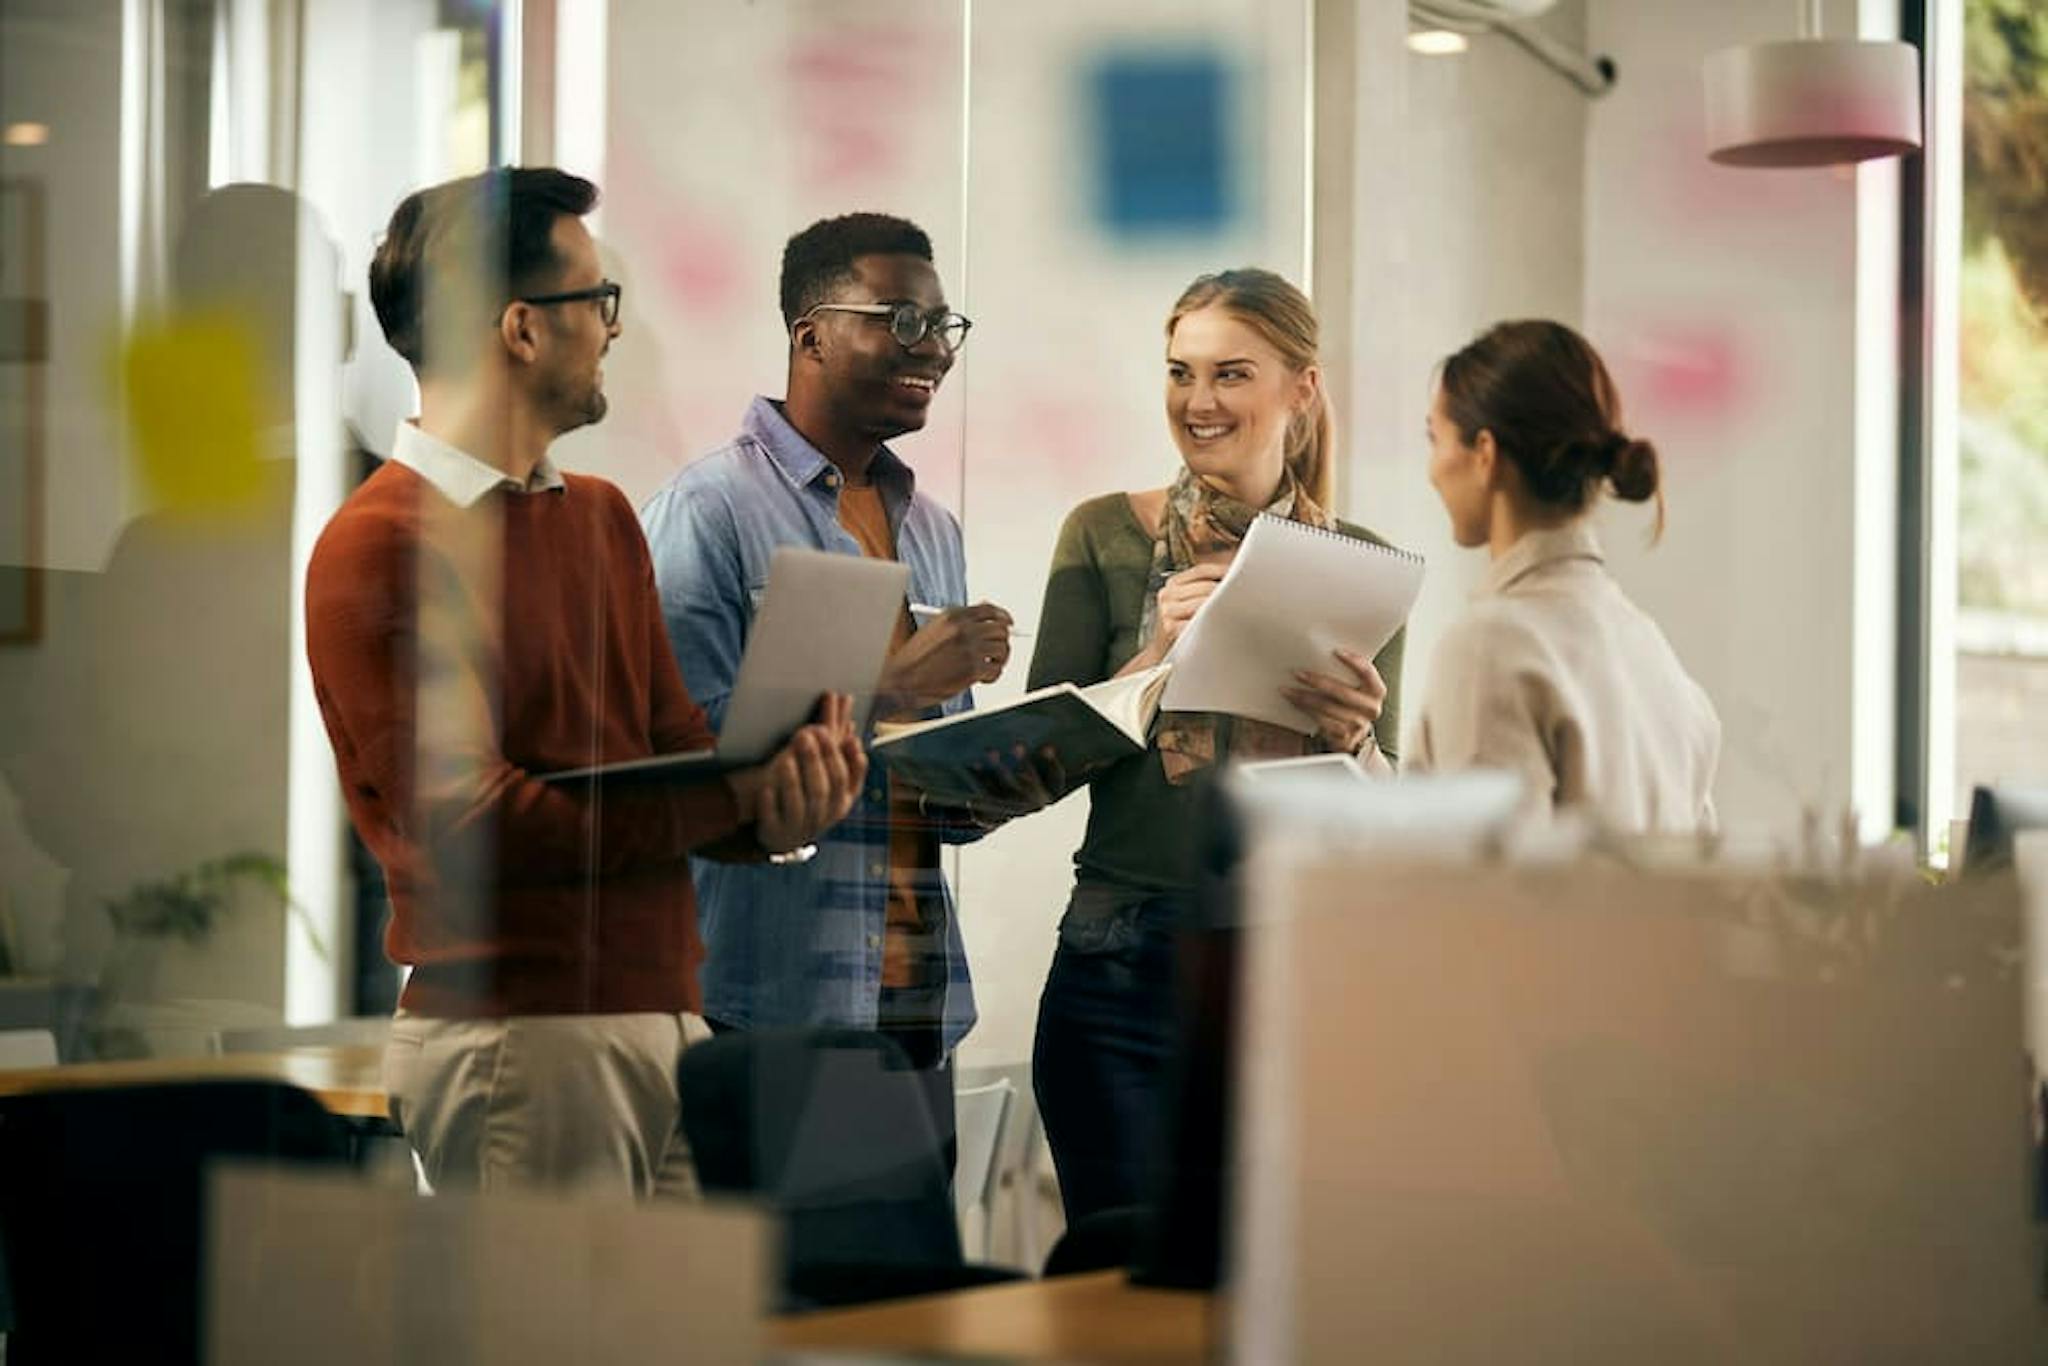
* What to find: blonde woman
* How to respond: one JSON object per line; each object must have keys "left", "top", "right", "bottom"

{"left": 1025, "top": 269, "right": 1408, "bottom": 1225}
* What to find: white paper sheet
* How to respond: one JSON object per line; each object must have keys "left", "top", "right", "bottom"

{"left": 1160, "top": 514, "right": 1422, "bottom": 731}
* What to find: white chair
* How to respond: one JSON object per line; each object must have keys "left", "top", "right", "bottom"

{"left": 0, "top": 1027, "right": 58, "bottom": 1069}
{"left": 96, "top": 997, "right": 285, "bottom": 1059}
{"left": 952, "top": 1074, "right": 1016, "bottom": 1261}
{"left": 215, "top": 1016, "right": 391, "bottom": 1054}
{"left": 958, "top": 1060, "right": 1051, "bottom": 1270}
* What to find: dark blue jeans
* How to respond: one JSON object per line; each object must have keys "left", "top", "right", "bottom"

{"left": 1033, "top": 886, "right": 1189, "bottom": 1227}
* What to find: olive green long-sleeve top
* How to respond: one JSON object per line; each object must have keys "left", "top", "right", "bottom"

{"left": 1027, "top": 492, "right": 1407, "bottom": 897}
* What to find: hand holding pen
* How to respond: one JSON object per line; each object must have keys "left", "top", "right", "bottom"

{"left": 877, "top": 601, "right": 1018, "bottom": 716}
{"left": 910, "top": 602, "right": 1031, "bottom": 638}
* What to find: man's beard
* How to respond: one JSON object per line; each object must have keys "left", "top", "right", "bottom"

{"left": 546, "top": 371, "right": 607, "bottom": 433}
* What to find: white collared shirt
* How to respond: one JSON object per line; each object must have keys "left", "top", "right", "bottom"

{"left": 1409, "top": 521, "right": 1721, "bottom": 834}
{"left": 389, "top": 420, "right": 566, "bottom": 508}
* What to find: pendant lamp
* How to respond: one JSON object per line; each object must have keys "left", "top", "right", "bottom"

{"left": 1704, "top": 0, "right": 1921, "bottom": 167}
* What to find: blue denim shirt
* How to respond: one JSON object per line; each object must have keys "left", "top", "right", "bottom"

{"left": 640, "top": 396, "right": 982, "bottom": 1051}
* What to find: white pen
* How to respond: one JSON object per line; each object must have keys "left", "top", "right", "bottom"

{"left": 909, "top": 602, "right": 1032, "bottom": 638}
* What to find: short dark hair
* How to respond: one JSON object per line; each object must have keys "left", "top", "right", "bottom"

{"left": 778, "top": 213, "right": 933, "bottom": 328}
{"left": 1438, "top": 319, "right": 1666, "bottom": 539}
{"left": 369, "top": 166, "right": 598, "bottom": 372}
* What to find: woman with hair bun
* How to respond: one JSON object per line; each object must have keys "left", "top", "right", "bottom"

{"left": 1413, "top": 319, "right": 1719, "bottom": 831}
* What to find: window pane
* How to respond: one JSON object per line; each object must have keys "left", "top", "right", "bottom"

{"left": 1953, "top": 0, "right": 2048, "bottom": 829}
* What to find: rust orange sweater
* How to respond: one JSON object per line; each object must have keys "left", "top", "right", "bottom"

{"left": 306, "top": 460, "right": 743, "bottom": 1017}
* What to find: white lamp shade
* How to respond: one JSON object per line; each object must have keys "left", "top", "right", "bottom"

{"left": 1704, "top": 38, "right": 1921, "bottom": 167}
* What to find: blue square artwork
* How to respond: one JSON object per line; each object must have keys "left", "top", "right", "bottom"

{"left": 1086, "top": 48, "right": 1238, "bottom": 239}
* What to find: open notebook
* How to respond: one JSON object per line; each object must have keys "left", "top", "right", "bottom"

{"left": 1160, "top": 514, "right": 1423, "bottom": 732}
{"left": 542, "top": 548, "right": 908, "bottom": 786}
{"left": 870, "top": 663, "right": 1172, "bottom": 808}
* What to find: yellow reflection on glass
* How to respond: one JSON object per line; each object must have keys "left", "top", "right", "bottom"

{"left": 118, "top": 311, "right": 269, "bottom": 515}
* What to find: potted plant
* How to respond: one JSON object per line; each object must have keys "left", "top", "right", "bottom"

{"left": 98, "top": 851, "right": 328, "bottom": 1009}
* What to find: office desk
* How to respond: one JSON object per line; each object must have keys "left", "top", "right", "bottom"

{"left": 0, "top": 1044, "right": 390, "bottom": 1123}
{"left": 769, "top": 1270, "right": 1212, "bottom": 1362}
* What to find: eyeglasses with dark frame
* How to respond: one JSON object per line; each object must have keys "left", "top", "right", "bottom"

{"left": 514, "top": 280, "right": 623, "bottom": 328}
{"left": 802, "top": 301, "right": 973, "bottom": 354}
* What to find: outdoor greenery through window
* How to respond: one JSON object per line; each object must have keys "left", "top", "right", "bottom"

{"left": 1954, "top": 0, "right": 2048, "bottom": 816}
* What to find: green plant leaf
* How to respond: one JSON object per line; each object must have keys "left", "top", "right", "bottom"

{"left": 103, "top": 850, "right": 329, "bottom": 961}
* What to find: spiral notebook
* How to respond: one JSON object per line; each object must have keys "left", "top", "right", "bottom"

{"left": 1160, "top": 514, "right": 1423, "bottom": 732}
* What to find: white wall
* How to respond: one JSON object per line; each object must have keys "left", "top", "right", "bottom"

{"left": 2, "top": 0, "right": 130, "bottom": 574}
{"left": 1345, "top": 1, "right": 1593, "bottom": 727}
{"left": 0, "top": 0, "right": 128, "bottom": 975}
{"left": 300, "top": 0, "right": 441, "bottom": 461}
{"left": 1584, "top": 0, "right": 1893, "bottom": 836}
{"left": 564, "top": 0, "right": 966, "bottom": 506}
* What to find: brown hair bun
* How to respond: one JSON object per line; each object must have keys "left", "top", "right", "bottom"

{"left": 1436, "top": 320, "right": 1667, "bottom": 540}
{"left": 1607, "top": 435, "right": 1660, "bottom": 503}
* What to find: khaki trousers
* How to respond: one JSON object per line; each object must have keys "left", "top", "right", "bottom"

{"left": 384, "top": 1010, "right": 711, "bottom": 1199}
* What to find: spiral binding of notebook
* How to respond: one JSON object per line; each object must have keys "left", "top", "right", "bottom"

{"left": 1252, "top": 511, "right": 1426, "bottom": 563}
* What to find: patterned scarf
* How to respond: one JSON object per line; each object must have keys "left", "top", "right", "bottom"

{"left": 1141, "top": 466, "right": 1334, "bottom": 784}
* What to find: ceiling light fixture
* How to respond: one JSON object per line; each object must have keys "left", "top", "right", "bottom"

{"left": 4, "top": 122, "right": 50, "bottom": 147}
{"left": 1408, "top": 29, "right": 1470, "bottom": 57}
{"left": 1704, "top": 0, "right": 1920, "bottom": 167}
{"left": 1409, "top": 2, "right": 1615, "bottom": 97}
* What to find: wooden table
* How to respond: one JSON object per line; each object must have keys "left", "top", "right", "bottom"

{"left": 768, "top": 1270, "right": 1213, "bottom": 1362}
{"left": 0, "top": 1043, "right": 391, "bottom": 1122}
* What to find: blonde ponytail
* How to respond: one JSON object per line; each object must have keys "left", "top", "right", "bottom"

{"left": 1285, "top": 388, "right": 1334, "bottom": 509}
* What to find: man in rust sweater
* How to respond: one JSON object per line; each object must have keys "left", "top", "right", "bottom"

{"left": 306, "top": 167, "right": 864, "bottom": 1196}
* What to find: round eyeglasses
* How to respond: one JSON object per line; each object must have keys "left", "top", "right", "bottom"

{"left": 516, "top": 279, "right": 623, "bottom": 328}
{"left": 803, "top": 301, "right": 973, "bottom": 354}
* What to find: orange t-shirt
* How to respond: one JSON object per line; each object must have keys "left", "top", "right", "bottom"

{"left": 835, "top": 483, "right": 942, "bottom": 994}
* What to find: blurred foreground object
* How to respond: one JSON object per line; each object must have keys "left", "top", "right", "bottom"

{"left": 1229, "top": 837, "right": 2045, "bottom": 1361}
{"left": 209, "top": 1164, "right": 769, "bottom": 1365}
